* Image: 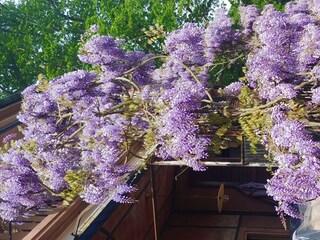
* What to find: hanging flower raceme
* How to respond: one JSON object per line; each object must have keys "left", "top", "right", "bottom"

{"left": 236, "top": 0, "right": 320, "bottom": 218}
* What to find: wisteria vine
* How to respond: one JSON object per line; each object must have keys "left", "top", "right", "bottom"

{"left": 0, "top": 0, "right": 319, "bottom": 222}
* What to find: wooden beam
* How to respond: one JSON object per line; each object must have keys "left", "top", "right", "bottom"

{"left": 152, "top": 161, "right": 271, "bottom": 167}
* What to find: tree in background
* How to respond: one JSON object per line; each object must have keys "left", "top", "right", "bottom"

{"left": 0, "top": 0, "right": 223, "bottom": 98}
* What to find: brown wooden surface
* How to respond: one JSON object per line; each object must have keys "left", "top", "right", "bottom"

{"left": 169, "top": 214, "right": 239, "bottom": 228}
{"left": 162, "top": 227, "right": 237, "bottom": 240}
{"left": 0, "top": 101, "right": 20, "bottom": 120}
{"left": 23, "top": 198, "right": 89, "bottom": 240}
{"left": 237, "top": 227, "right": 290, "bottom": 240}
{"left": 91, "top": 166, "right": 175, "bottom": 240}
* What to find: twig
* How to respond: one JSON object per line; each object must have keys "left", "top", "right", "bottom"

{"left": 98, "top": 100, "right": 135, "bottom": 116}
{"left": 124, "top": 55, "right": 168, "bottom": 75}
{"left": 114, "top": 77, "right": 141, "bottom": 92}
{"left": 180, "top": 62, "right": 214, "bottom": 103}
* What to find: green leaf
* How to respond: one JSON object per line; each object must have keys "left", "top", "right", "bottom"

{"left": 215, "top": 123, "right": 231, "bottom": 137}
{"left": 208, "top": 113, "right": 229, "bottom": 125}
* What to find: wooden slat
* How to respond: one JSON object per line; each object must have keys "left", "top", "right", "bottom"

{"left": 0, "top": 101, "right": 21, "bottom": 121}
{"left": 0, "top": 233, "right": 10, "bottom": 240}
{"left": 16, "top": 223, "right": 39, "bottom": 232}
{"left": 169, "top": 214, "right": 239, "bottom": 228}
{"left": 152, "top": 160, "right": 271, "bottom": 167}
{"left": 11, "top": 231, "right": 30, "bottom": 240}
{"left": 0, "top": 114, "right": 18, "bottom": 129}
{"left": 22, "top": 199, "right": 88, "bottom": 240}
{"left": 162, "top": 226, "right": 236, "bottom": 240}
{"left": 243, "top": 138, "right": 268, "bottom": 164}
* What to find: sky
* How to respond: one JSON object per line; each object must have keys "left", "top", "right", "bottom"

{"left": 222, "top": 0, "right": 232, "bottom": 9}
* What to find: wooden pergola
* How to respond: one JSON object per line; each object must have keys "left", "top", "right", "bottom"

{"left": 0, "top": 95, "right": 281, "bottom": 240}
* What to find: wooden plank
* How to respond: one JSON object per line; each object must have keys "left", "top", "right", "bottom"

{"left": 240, "top": 216, "right": 284, "bottom": 229}
{"left": 161, "top": 227, "right": 236, "bottom": 240}
{"left": 152, "top": 161, "right": 271, "bottom": 167}
{"left": 15, "top": 222, "right": 39, "bottom": 231}
{"left": 169, "top": 214, "right": 239, "bottom": 228}
{"left": 11, "top": 231, "right": 30, "bottom": 240}
{"left": 0, "top": 101, "right": 21, "bottom": 120}
{"left": 0, "top": 233, "right": 10, "bottom": 240}
{"left": 0, "top": 114, "right": 18, "bottom": 129}
{"left": 23, "top": 199, "right": 89, "bottom": 240}
{"left": 237, "top": 227, "right": 290, "bottom": 240}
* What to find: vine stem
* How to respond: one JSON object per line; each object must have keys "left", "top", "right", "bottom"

{"left": 58, "top": 125, "right": 85, "bottom": 147}
{"left": 114, "top": 77, "right": 141, "bottom": 92}
{"left": 305, "top": 121, "right": 320, "bottom": 127}
{"left": 124, "top": 55, "right": 168, "bottom": 75}
{"left": 209, "top": 53, "right": 244, "bottom": 72}
{"left": 57, "top": 112, "right": 73, "bottom": 124}
{"left": 238, "top": 97, "right": 285, "bottom": 117}
{"left": 237, "top": 76, "right": 319, "bottom": 117}
{"left": 98, "top": 100, "right": 135, "bottom": 116}
{"left": 39, "top": 182, "right": 59, "bottom": 195}
{"left": 180, "top": 62, "right": 214, "bottom": 103}
{"left": 29, "top": 165, "right": 59, "bottom": 195}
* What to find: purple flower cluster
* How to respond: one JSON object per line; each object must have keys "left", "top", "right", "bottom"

{"left": 204, "top": 9, "right": 236, "bottom": 61}
{"left": 311, "top": 87, "right": 320, "bottom": 104}
{"left": 0, "top": 145, "right": 52, "bottom": 221}
{"left": 238, "top": 0, "right": 320, "bottom": 217}
{"left": 296, "top": 23, "right": 320, "bottom": 71}
{"left": 270, "top": 120, "right": 309, "bottom": 149}
{"left": 156, "top": 108, "right": 209, "bottom": 171}
{"left": 154, "top": 12, "right": 239, "bottom": 171}
{"left": 154, "top": 14, "right": 237, "bottom": 167}
{"left": 78, "top": 115, "right": 133, "bottom": 204}
{"left": 243, "top": 1, "right": 320, "bottom": 101}
{"left": 165, "top": 15, "right": 238, "bottom": 66}
{"left": 267, "top": 166, "right": 320, "bottom": 205}
{"left": 239, "top": 5, "right": 260, "bottom": 36}
{"left": 2, "top": 133, "right": 17, "bottom": 144}
{"left": 266, "top": 116, "right": 320, "bottom": 217}
{"left": 165, "top": 23, "right": 207, "bottom": 66}
{"left": 152, "top": 59, "right": 211, "bottom": 170}
{"left": 79, "top": 35, "right": 156, "bottom": 85}
{"left": 78, "top": 36, "right": 126, "bottom": 66}
{"left": 270, "top": 104, "right": 291, "bottom": 124}
{"left": 10, "top": 45, "right": 154, "bottom": 211}
{"left": 223, "top": 82, "right": 244, "bottom": 96}
{"left": 245, "top": 5, "right": 299, "bottom": 100}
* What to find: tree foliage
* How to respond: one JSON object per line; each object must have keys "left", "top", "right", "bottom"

{"left": 0, "top": 0, "right": 222, "bottom": 98}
